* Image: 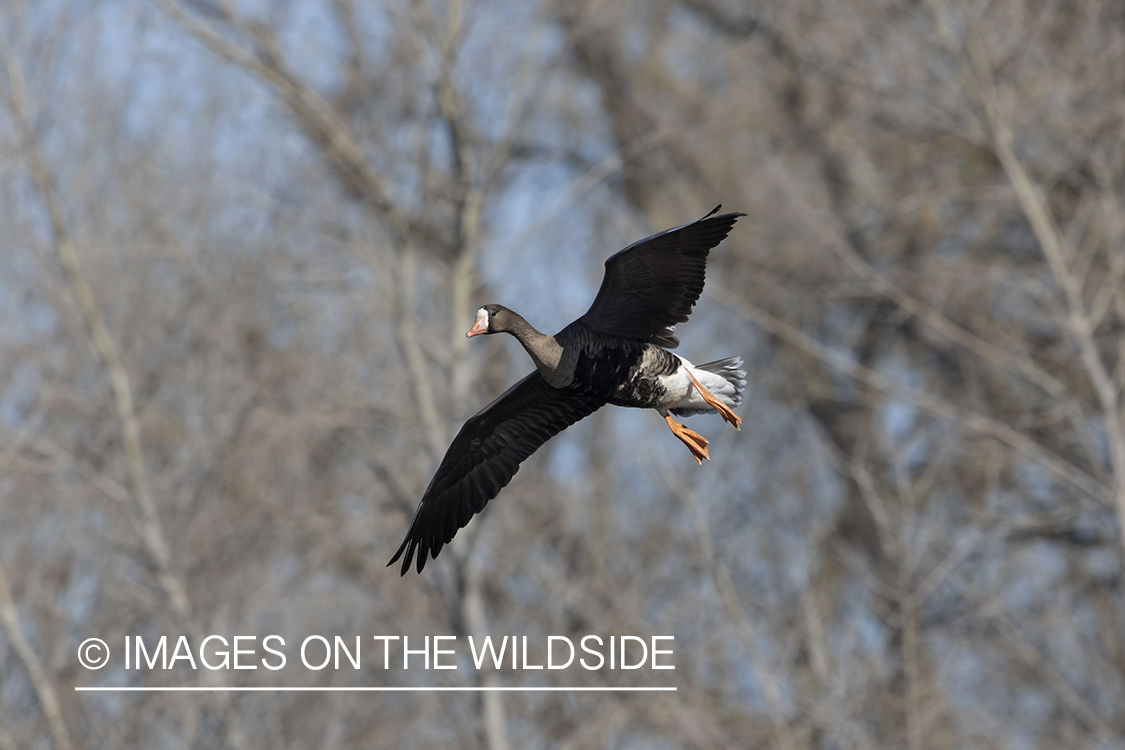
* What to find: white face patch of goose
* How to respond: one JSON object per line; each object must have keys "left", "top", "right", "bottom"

{"left": 476, "top": 308, "right": 489, "bottom": 331}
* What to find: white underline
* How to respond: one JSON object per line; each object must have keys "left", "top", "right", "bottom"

{"left": 75, "top": 686, "right": 676, "bottom": 692}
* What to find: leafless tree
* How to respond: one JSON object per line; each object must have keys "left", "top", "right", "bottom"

{"left": 0, "top": 0, "right": 1121, "bottom": 748}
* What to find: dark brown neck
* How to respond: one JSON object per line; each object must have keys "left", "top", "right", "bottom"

{"left": 500, "top": 311, "right": 563, "bottom": 374}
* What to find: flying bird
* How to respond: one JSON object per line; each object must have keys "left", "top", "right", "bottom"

{"left": 390, "top": 206, "right": 746, "bottom": 574}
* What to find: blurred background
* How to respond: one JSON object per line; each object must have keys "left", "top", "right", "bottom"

{"left": 1, "top": 0, "right": 1123, "bottom": 747}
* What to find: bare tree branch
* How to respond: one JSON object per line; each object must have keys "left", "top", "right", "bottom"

{"left": 0, "top": 565, "right": 75, "bottom": 750}
{"left": 713, "top": 284, "right": 1113, "bottom": 506}
{"left": 0, "top": 34, "right": 193, "bottom": 624}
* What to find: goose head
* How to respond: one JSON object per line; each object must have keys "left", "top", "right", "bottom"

{"left": 466, "top": 304, "right": 518, "bottom": 337}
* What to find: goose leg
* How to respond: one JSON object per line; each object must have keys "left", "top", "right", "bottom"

{"left": 685, "top": 370, "right": 741, "bottom": 430}
{"left": 664, "top": 414, "right": 710, "bottom": 464}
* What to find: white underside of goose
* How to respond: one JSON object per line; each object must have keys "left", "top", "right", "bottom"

{"left": 658, "top": 356, "right": 742, "bottom": 415}
{"left": 655, "top": 355, "right": 744, "bottom": 465}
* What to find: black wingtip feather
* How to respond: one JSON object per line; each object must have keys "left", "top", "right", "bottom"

{"left": 388, "top": 536, "right": 412, "bottom": 576}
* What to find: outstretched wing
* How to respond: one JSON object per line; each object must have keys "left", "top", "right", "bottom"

{"left": 579, "top": 206, "right": 744, "bottom": 348}
{"left": 389, "top": 372, "right": 604, "bottom": 574}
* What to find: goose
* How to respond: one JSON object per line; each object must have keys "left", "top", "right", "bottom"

{"left": 390, "top": 206, "right": 746, "bottom": 574}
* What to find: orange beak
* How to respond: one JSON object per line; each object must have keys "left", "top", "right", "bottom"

{"left": 466, "top": 317, "right": 488, "bottom": 338}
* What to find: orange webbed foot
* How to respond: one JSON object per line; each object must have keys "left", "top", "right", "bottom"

{"left": 686, "top": 370, "right": 741, "bottom": 430}
{"left": 665, "top": 414, "right": 710, "bottom": 464}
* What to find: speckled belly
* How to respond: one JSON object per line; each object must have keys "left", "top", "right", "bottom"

{"left": 607, "top": 372, "right": 673, "bottom": 409}
{"left": 569, "top": 339, "right": 682, "bottom": 408}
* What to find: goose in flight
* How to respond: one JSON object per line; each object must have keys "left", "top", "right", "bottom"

{"left": 390, "top": 206, "right": 746, "bottom": 574}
